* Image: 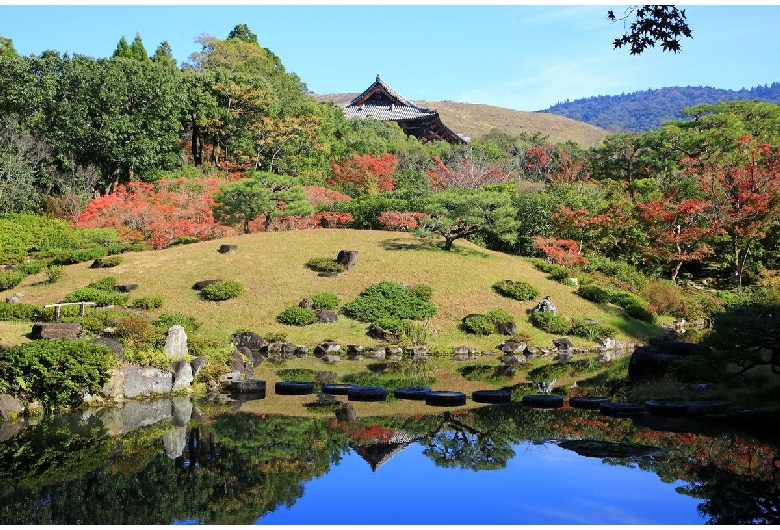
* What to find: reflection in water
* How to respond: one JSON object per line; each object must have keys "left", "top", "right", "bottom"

{"left": 0, "top": 398, "right": 778, "bottom": 524}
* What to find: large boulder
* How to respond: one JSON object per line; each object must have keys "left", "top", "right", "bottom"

{"left": 0, "top": 394, "right": 24, "bottom": 421}
{"left": 531, "top": 296, "right": 557, "bottom": 315}
{"left": 336, "top": 250, "right": 358, "bottom": 270}
{"left": 316, "top": 309, "right": 339, "bottom": 323}
{"left": 192, "top": 279, "right": 220, "bottom": 290}
{"left": 495, "top": 321, "right": 518, "bottom": 336}
{"left": 30, "top": 322, "right": 81, "bottom": 340}
{"left": 628, "top": 341, "right": 709, "bottom": 383}
{"left": 232, "top": 331, "right": 268, "bottom": 364}
{"left": 108, "top": 366, "right": 174, "bottom": 399}
{"left": 92, "top": 336, "right": 124, "bottom": 361}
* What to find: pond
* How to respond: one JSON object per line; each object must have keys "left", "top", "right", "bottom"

{"left": 1, "top": 394, "right": 779, "bottom": 525}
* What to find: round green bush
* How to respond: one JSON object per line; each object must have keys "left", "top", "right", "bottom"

{"left": 277, "top": 306, "right": 318, "bottom": 326}
{"left": 153, "top": 312, "right": 201, "bottom": 333}
{"left": 0, "top": 270, "right": 25, "bottom": 292}
{"left": 311, "top": 292, "right": 340, "bottom": 310}
{"left": 576, "top": 285, "right": 612, "bottom": 304}
{"left": 343, "top": 281, "right": 437, "bottom": 322}
{"left": 86, "top": 276, "right": 118, "bottom": 291}
{"left": 462, "top": 309, "right": 515, "bottom": 335}
{"left": 462, "top": 314, "right": 495, "bottom": 335}
{"left": 492, "top": 279, "right": 539, "bottom": 301}
{"left": 131, "top": 296, "right": 164, "bottom": 310}
{"left": 200, "top": 280, "right": 243, "bottom": 301}
{"left": 407, "top": 284, "right": 433, "bottom": 302}
{"left": 305, "top": 257, "right": 346, "bottom": 274}
{"left": 528, "top": 310, "right": 571, "bottom": 334}
{"left": 0, "top": 339, "right": 116, "bottom": 412}
{"left": 0, "top": 302, "right": 43, "bottom": 321}
{"left": 570, "top": 320, "right": 617, "bottom": 340}
{"left": 63, "top": 287, "right": 129, "bottom": 307}
{"left": 624, "top": 303, "right": 656, "bottom": 323}
{"left": 90, "top": 255, "right": 123, "bottom": 268}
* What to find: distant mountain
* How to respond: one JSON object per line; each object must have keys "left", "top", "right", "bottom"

{"left": 315, "top": 94, "right": 610, "bottom": 147}
{"left": 539, "top": 83, "right": 780, "bottom": 132}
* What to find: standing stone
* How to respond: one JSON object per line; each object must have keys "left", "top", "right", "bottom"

{"left": 336, "top": 250, "right": 358, "bottom": 270}
{"left": 164, "top": 325, "right": 188, "bottom": 360}
{"left": 171, "top": 360, "right": 194, "bottom": 392}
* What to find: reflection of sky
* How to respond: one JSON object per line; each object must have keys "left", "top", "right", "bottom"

{"left": 256, "top": 441, "right": 704, "bottom": 525}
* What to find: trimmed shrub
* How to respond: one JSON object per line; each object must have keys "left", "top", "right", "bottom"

{"left": 528, "top": 310, "right": 572, "bottom": 334}
{"left": 311, "top": 292, "right": 340, "bottom": 310}
{"left": 576, "top": 285, "right": 612, "bottom": 304}
{"left": 86, "top": 277, "right": 118, "bottom": 291}
{"left": 200, "top": 280, "right": 243, "bottom": 301}
{"left": 462, "top": 308, "right": 515, "bottom": 335}
{"left": 0, "top": 302, "right": 42, "bottom": 321}
{"left": 51, "top": 247, "right": 109, "bottom": 265}
{"left": 610, "top": 290, "right": 647, "bottom": 310}
{"left": 305, "top": 257, "right": 345, "bottom": 275}
{"left": 16, "top": 261, "right": 46, "bottom": 275}
{"left": 153, "top": 312, "right": 201, "bottom": 333}
{"left": 0, "top": 270, "right": 25, "bottom": 291}
{"left": 343, "top": 281, "right": 437, "bottom": 322}
{"left": 624, "top": 303, "right": 656, "bottom": 323}
{"left": 406, "top": 284, "right": 433, "bottom": 302}
{"left": 583, "top": 255, "right": 648, "bottom": 291}
{"left": 131, "top": 296, "right": 164, "bottom": 310}
{"left": 115, "top": 314, "right": 164, "bottom": 350}
{"left": 45, "top": 265, "right": 64, "bottom": 284}
{"left": 63, "top": 287, "right": 129, "bottom": 307}
{"left": 0, "top": 339, "right": 116, "bottom": 412}
{"left": 570, "top": 320, "right": 617, "bottom": 340}
{"left": 277, "top": 306, "right": 318, "bottom": 326}
{"left": 462, "top": 314, "right": 495, "bottom": 335}
{"left": 492, "top": 279, "right": 540, "bottom": 301}
{"left": 90, "top": 255, "right": 123, "bottom": 268}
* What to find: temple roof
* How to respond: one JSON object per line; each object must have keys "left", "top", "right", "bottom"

{"left": 343, "top": 75, "right": 467, "bottom": 144}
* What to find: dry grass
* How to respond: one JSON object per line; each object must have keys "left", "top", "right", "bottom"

{"left": 316, "top": 94, "right": 609, "bottom": 147}
{"left": 8, "top": 229, "right": 661, "bottom": 352}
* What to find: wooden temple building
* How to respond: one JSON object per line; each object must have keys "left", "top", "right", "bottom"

{"left": 343, "top": 75, "right": 467, "bottom": 145}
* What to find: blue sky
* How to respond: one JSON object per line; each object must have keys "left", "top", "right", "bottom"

{"left": 1, "top": 3, "right": 779, "bottom": 111}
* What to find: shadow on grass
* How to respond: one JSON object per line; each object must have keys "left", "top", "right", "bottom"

{"left": 380, "top": 237, "right": 491, "bottom": 258}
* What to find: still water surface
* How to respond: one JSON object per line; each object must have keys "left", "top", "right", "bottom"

{"left": 0, "top": 396, "right": 778, "bottom": 525}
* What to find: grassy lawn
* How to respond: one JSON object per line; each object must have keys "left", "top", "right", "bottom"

{"left": 9, "top": 229, "right": 663, "bottom": 352}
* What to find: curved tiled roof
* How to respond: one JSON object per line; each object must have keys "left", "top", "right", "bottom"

{"left": 344, "top": 75, "right": 437, "bottom": 121}
{"left": 343, "top": 75, "right": 467, "bottom": 144}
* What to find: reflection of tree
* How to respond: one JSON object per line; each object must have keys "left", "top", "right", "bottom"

{"left": 679, "top": 465, "right": 780, "bottom": 524}
{"left": 2, "top": 402, "right": 780, "bottom": 524}
{"left": 0, "top": 410, "right": 350, "bottom": 524}
{"left": 421, "top": 410, "right": 517, "bottom": 471}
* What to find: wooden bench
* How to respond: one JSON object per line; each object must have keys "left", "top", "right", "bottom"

{"left": 44, "top": 301, "right": 96, "bottom": 320}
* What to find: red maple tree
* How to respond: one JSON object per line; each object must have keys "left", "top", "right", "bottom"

{"left": 76, "top": 178, "right": 232, "bottom": 249}
{"left": 377, "top": 211, "right": 429, "bottom": 232}
{"left": 532, "top": 236, "right": 588, "bottom": 267}
{"left": 684, "top": 136, "right": 780, "bottom": 287}
{"left": 636, "top": 191, "right": 719, "bottom": 281}
{"left": 426, "top": 155, "right": 512, "bottom": 191}
{"left": 329, "top": 153, "right": 398, "bottom": 194}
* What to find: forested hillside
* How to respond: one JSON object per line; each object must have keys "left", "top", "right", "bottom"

{"left": 541, "top": 83, "right": 780, "bottom": 132}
